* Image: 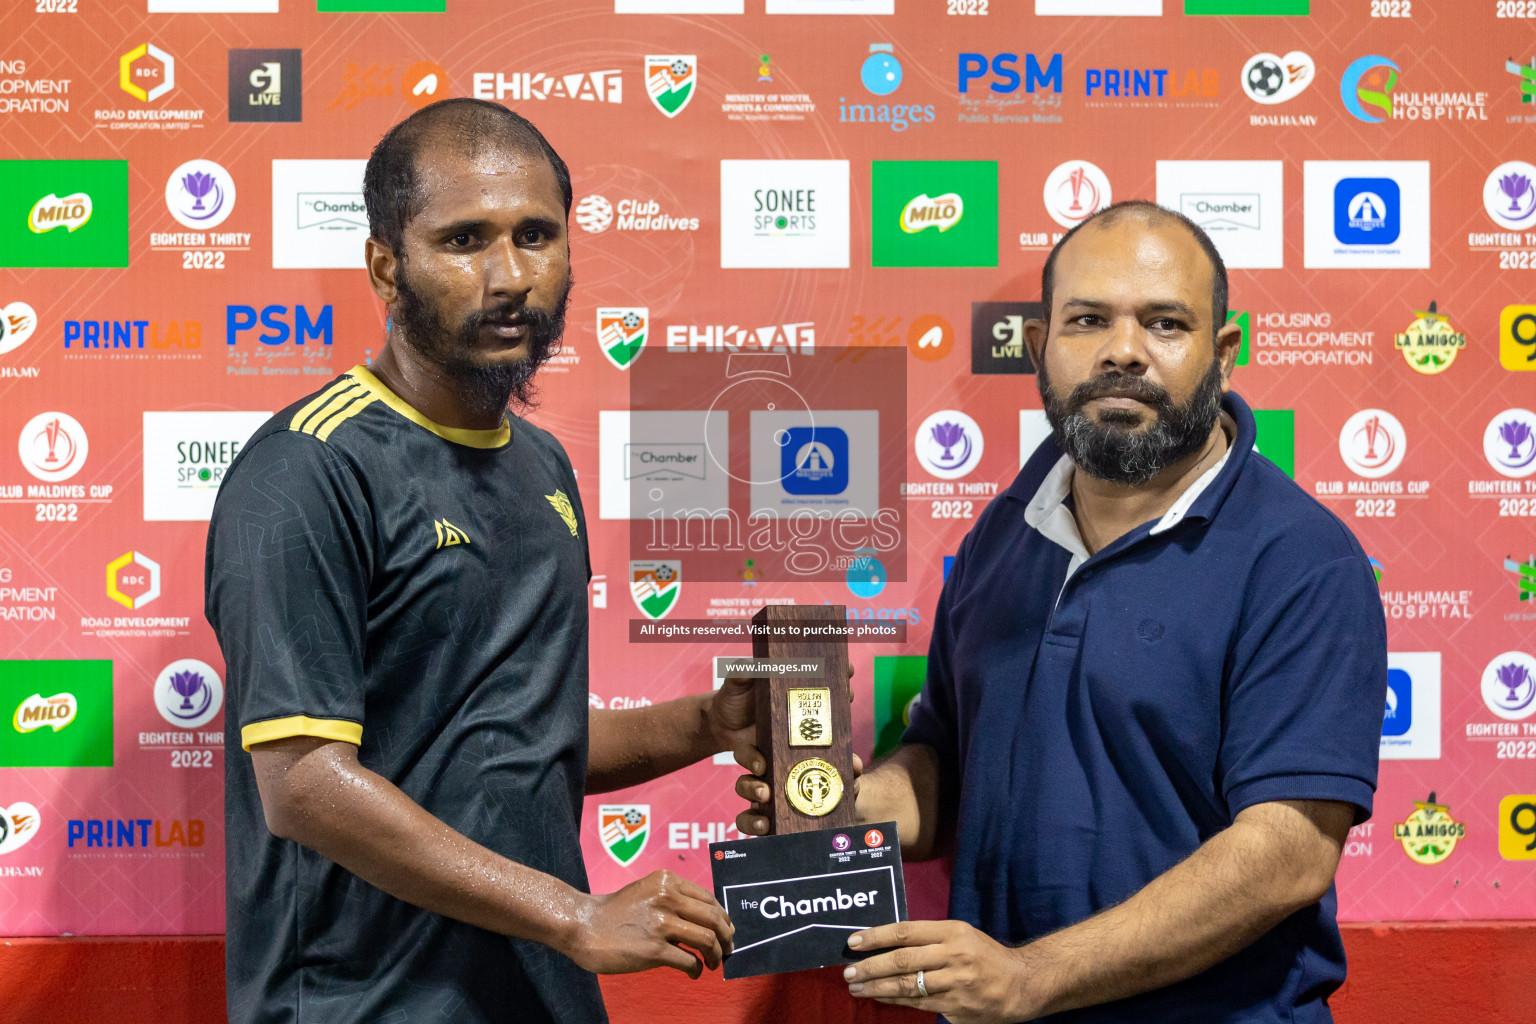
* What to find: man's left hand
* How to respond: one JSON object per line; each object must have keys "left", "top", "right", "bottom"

{"left": 844, "top": 920, "right": 1043, "bottom": 1024}
{"left": 706, "top": 676, "right": 763, "bottom": 775}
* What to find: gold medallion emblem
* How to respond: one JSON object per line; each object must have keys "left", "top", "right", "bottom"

{"left": 787, "top": 687, "right": 833, "bottom": 747}
{"left": 785, "top": 757, "right": 843, "bottom": 817}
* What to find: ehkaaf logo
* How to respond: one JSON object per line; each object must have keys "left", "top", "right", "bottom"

{"left": 229, "top": 49, "right": 301, "bottom": 123}
{"left": 971, "top": 302, "right": 1041, "bottom": 375}
{"left": 665, "top": 321, "right": 814, "bottom": 355}
{"left": 471, "top": 67, "right": 621, "bottom": 103}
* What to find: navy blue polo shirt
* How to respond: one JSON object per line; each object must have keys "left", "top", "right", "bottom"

{"left": 904, "top": 392, "right": 1387, "bottom": 1024}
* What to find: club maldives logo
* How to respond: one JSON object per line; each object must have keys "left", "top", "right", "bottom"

{"left": 0, "top": 802, "right": 41, "bottom": 856}
{"left": 1338, "top": 409, "right": 1405, "bottom": 479}
{"left": 573, "top": 195, "right": 698, "bottom": 234}
{"left": 645, "top": 55, "right": 696, "bottom": 117}
{"left": 1394, "top": 793, "right": 1464, "bottom": 865}
{"left": 13, "top": 693, "right": 76, "bottom": 734}
{"left": 1483, "top": 162, "right": 1536, "bottom": 231}
{"left": 598, "top": 804, "right": 650, "bottom": 866}
{"left": 0, "top": 302, "right": 37, "bottom": 356}
{"left": 1241, "top": 51, "right": 1312, "bottom": 105}
{"left": 1340, "top": 55, "right": 1398, "bottom": 123}
{"left": 1484, "top": 409, "right": 1536, "bottom": 478}
{"left": 152, "top": 659, "right": 224, "bottom": 730}
{"left": 1482, "top": 651, "right": 1536, "bottom": 721}
{"left": 17, "top": 412, "right": 88, "bottom": 482}
{"left": 165, "top": 160, "right": 235, "bottom": 230}
{"left": 916, "top": 410, "right": 984, "bottom": 480}
{"left": 900, "top": 193, "right": 962, "bottom": 234}
{"left": 630, "top": 561, "right": 681, "bottom": 620}
{"left": 596, "top": 308, "right": 647, "bottom": 370}
{"left": 1392, "top": 302, "right": 1464, "bottom": 375}
{"left": 1044, "top": 161, "right": 1111, "bottom": 229}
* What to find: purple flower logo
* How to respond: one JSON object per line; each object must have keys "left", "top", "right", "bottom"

{"left": 1500, "top": 173, "right": 1533, "bottom": 215}
{"left": 1484, "top": 653, "right": 1536, "bottom": 720}
{"left": 1497, "top": 419, "right": 1536, "bottom": 468}
{"left": 1496, "top": 662, "right": 1534, "bottom": 709}
{"left": 918, "top": 410, "right": 984, "bottom": 480}
{"left": 1484, "top": 410, "right": 1536, "bottom": 478}
{"left": 833, "top": 833, "right": 851, "bottom": 852}
{"left": 165, "top": 160, "right": 235, "bottom": 230}
{"left": 164, "top": 669, "right": 211, "bottom": 721}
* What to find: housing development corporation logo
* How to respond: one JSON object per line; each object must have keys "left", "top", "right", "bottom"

{"left": 645, "top": 56, "right": 696, "bottom": 117}
{"left": 1393, "top": 302, "right": 1465, "bottom": 375}
{"left": 1483, "top": 409, "right": 1536, "bottom": 478}
{"left": 871, "top": 160, "right": 997, "bottom": 267}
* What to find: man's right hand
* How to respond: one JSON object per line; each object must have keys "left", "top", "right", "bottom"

{"left": 565, "top": 870, "right": 734, "bottom": 979}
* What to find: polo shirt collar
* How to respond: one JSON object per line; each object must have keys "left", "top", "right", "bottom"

{"left": 1014, "top": 392, "right": 1258, "bottom": 559}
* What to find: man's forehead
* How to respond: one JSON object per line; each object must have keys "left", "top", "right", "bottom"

{"left": 411, "top": 144, "right": 561, "bottom": 217}
{"left": 1056, "top": 217, "right": 1213, "bottom": 296}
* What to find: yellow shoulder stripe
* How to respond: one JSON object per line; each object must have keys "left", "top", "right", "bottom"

{"left": 289, "top": 378, "right": 359, "bottom": 434}
{"left": 241, "top": 715, "right": 363, "bottom": 751}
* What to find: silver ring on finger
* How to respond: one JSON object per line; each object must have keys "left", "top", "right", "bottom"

{"left": 915, "top": 970, "right": 928, "bottom": 998}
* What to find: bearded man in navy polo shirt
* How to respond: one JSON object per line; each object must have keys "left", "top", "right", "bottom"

{"left": 736, "top": 201, "right": 1388, "bottom": 1024}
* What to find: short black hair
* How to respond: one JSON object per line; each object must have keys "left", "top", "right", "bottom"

{"left": 1040, "top": 200, "right": 1229, "bottom": 339}
{"left": 363, "top": 98, "right": 572, "bottom": 256}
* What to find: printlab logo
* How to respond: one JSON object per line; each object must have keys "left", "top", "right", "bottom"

{"left": 1338, "top": 409, "right": 1405, "bottom": 480}
{"left": 1393, "top": 793, "right": 1463, "bottom": 865}
{"left": 1499, "top": 795, "right": 1536, "bottom": 861}
{"left": 1340, "top": 55, "right": 1398, "bottom": 123}
{"left": 1500, "top": 306, "right": 1536, "bottom": 371}
{"left": 1481, "top": 651, "right": 1536, "bottom": 721}
{"left": 152, "top": 659, "right": 224, "bottom": 730}
{"left": 1484, "top": 409, "right": 1536, "bottom": 478}
{"left": 120, "top": 43, "right": 174, "bottom": 103}
{"left": 599, "top": 805, "right": 650, "bottom": 867}
{"left": 17, "top": 412, "right": 88, "bottom": 482}
{"left": 645, "top": 55, "right": 696, "bottom": 117}
{"left": 0, "top": 160, "right": 129, "bottom": 269}
{"left": 971, "top": 302, "right": 1040, "bottom": 375}
{"left": 272, "top": 159, "right": 367, "bottom": 270}
{"left": 871, "top": 160, "right": 998, "bottom": 268}
{"left": 0, "top": 302, "right": 38, "bottom": 356}
{"left": 595, "top": 308, "right": 647, "bottom": 370}
{"left": 0, "top": 802, "right": 41, "bottom": 856}
{"left": 107, "top": 551, "right": 161, "bottom": 610}
{"left": 165, "top": 160, "right": 235, "bottom": 231}
{"left": 719, "top": 159, "right": 850, "bottom": 269}
{"left": 1483, "top": 162, "right": 1536, "bottom": 231}
{"left": 1380, "top": 652, "right": 1440, "bottom": 761}
{"left": 1156, "top": 161, "right": 1282, "bottom": 269}
{"left": 229, "top": 49, "right": 301, "bottom": 122}
{"left": 630, "top": 561, "right": 681, "bottom": 620}
{"left": 1392, "top": 302, "right": 1464, "bottom": 376}
{"left": 1043, "top": 161, "right": 1111, "bottom": 230}
{"left": 1241, "top": 51, "right": 1312, "bottom": 104}
{"left": 916, "top": 410, "right": 984, "bottom": 480}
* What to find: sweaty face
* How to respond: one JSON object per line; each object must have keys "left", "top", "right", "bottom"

{"left": 1037, "top": 217, "right": 1227, "bottom": 485}
{"left": 391, "top": 141, "right": 571, "bottom": 408}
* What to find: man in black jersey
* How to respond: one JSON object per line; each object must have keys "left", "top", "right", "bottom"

{"left": 206, "top": 99, "right": 750, "bottom": 1024}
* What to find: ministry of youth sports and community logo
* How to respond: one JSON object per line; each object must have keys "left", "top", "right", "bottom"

{"left": 598, "top": 804, "right": 650, "bottom": 866}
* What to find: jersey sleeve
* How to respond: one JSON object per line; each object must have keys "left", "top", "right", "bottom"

{"left": 901, "top": 534, "right": 968, "bottom": 766}
{"left": 205, "top": 429, "right": 374, "bottom": 752}
{"left": 1219, "top": 553, "right": 1388, "bottom": 823}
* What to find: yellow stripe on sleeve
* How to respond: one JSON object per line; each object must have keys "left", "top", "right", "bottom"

{"left": 241, "top": 715, "right": 364, "bottom": 751}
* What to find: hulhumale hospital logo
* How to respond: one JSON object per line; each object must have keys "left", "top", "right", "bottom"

{"left": 164, "top": 160, "right": 235, "bottom": 230}
{"left": 1484, "top": 409, "right": 1536, "bottom": 478}
{"left": 1340, "top": 55, "right": 1398, "bottom": 123}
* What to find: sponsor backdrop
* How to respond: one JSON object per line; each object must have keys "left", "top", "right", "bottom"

{"left": 2, "top": 0, "right": 1535, "bottom": 945}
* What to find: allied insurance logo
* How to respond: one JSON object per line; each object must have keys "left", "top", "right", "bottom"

{"left": 1392, "top": 302, "right": 1464, "bottom": 375}
{"left": 1393, "top": 792, "right": 1464, "bottom": 865}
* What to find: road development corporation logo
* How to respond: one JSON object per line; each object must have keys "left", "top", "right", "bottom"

{"left": 630, "top": 561, "right": 681, "bottom": 620}
{"left": 107, "top": 551, "right": 161, "bottom": 609}
{"left": 1340, "top": 55, "right": 1398, "bottom": 123}
{"left": 17, "top": 412, "right": 88, "bottom": 482}
{"left": 596, "top": 308, "right": 647, "bottom": 369}
{"left": 13, "top": 693, "right": 76, "bottom": 734}
{"left": 645, "top": 56, "right": 696, "bottom": 118}
{"left": 0, "top": 302, "right": 37, "bottom": 356}
{"left": 165, "top": 160, "right": 235, "bottom": 230}
{"left": 916, "top": 410, "right": 984, "bottom": 480}
{"left": 0, "top": 802, "right": 41, "bottom": 855}
{"left": 152, "top": 659, "right": 223, "bottom": 730}
{"left": 1393, "top": 302, "right": 1464, "bottom": 375}
{"left": 1484, "top": 409, "right": 1536, "bottom": 478}
{"left": 1484, "top": 162, "right": 1536, "bottom": 231}
{"left": 1338, "top": 409, "right": 1405, "bottom": 479}
{"left": 1394, "top": 793, "right": 1464, "bottom": 865}
{"left": 1242, "top": 51, "right": 1312, "bottom": 105}
{"left": 1481, "top": 651, "right": 1536, "bottom": 721}
{"left": 120, "top": 43, "right": 175, "bottom": 103}
{"left": 599, "top": 806, "right": 650, "bottom": 866}
{"left": 1043, "top": 161, "right": 1111, "bottom": 229}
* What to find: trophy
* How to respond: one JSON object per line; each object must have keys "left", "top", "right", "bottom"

{"left": 710, "top": 604, "right": 906, "bottom": 979}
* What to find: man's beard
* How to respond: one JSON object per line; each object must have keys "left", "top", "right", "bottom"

{"left": 393, "top": 264, "right": 571, "bottom": 411}
{"left": 1038, "top": 356, "right": 1224, "bottom": 486}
